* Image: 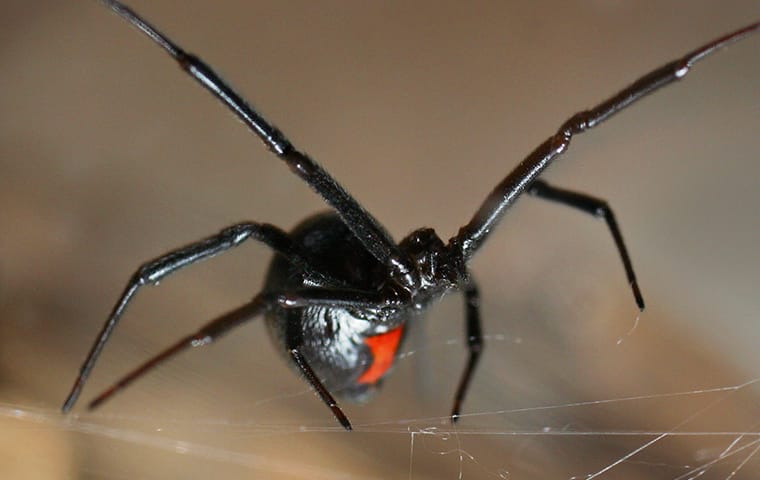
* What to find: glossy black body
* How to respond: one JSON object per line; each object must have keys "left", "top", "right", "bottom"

{"left": 60, "top": 0, "right": 759, "bottom": 431}
{"left": 263, "top": 212, "right": 411, "bottom": 401}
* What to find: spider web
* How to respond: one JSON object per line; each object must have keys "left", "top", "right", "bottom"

{"left": 1, "top": 1, "right": 758, "bottom": 478}
{"left": 1, "top": 315, "right": 759, "bottom": 479}
{"left": 2, "top": 270, "right": 760, "bottom": 479}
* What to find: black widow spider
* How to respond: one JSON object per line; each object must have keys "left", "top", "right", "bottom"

{"left": 61, "top": 0, "right": 759, "bottom": 431}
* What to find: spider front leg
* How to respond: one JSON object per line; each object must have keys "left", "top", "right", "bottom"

{"left": 62, "top": 221, "right": 334, "bottom": 412}
{"left": 449, "top": 22, "right": 758, "bottom": 295}
{"left": 451, "top": 281, "right": 483, "bottom": 422}
{"left": 101, "top": 0, "right": 417, "bottom": 289}
{"left": 528, "top": 180, "right": 644, "bottom": 309}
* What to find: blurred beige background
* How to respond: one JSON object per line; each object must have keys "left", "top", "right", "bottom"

{"left": 1, "top": 1, "right": 758, "bottom": 479}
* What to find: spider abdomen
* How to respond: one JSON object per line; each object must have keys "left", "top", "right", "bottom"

{"left": 263, "top": 212, "right": 408, "bottom": 401}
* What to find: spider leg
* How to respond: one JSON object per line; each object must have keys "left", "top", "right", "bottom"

{"left": 289, "top": 349, "right": 352, "bottom": 431}
{"left": 451, "top": 281, "right": 482, "bottom": 422}
{"left": 271, "top": 288, "right": 403, "bottom": 309}
{"left": 99, "top": 0, "right": 415, "bottom": 288}
{"left": 85, "top": 288, "right": 384, "bottom": 430}
{"left": 274, "top": 285, "right": 411, "bottom": 431}
{"left": 528, "top": 180, "right": 644, "bottom": 310}
{"left": 62, "top": 221, "right": 333, "bottom": 412}
{"left": 87, "top": 296, "right": 267, "bottom": 411}
{"left": 449, "top": 22, "right": 759, "bottom": 262}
